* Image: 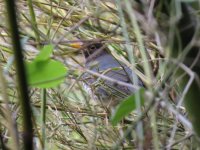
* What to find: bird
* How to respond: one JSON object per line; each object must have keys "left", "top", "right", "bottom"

{"left": 80, "top": 42, "right": 144, "bottom": 108}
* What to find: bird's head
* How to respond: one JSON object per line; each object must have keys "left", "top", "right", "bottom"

{"left": 69, "top": 41, "right": 109, "bottom": 62}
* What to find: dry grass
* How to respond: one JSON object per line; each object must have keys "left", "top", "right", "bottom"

{"left": 0, "top": 0, "right": 199, "bottom": 149}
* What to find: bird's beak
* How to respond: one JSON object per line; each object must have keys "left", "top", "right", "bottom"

{"left": 68, "top": 42, "right": 84, "bottom": 49}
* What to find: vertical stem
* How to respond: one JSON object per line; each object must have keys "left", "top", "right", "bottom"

{"left": 41, "top": 89, "right": 47, "bottom": 150}
{"left": 150, "top": 106, "right": 159, "bottom": 150}
{"left": 4, "top": 0, "right": 33, "bottom": 149}
{"left": 27, "top": 0, "right": 40, "bottom": 46}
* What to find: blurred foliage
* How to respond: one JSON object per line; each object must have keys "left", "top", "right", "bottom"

{"left": 26, "top": 45, "right": 67, "bottom": 88}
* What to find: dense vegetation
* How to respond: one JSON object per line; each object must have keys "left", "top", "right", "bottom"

{"left": 0, "top": 0, "right": 200, "bottom": 149}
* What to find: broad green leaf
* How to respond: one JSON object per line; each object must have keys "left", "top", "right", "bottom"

{"left": 26, "top": 60, "right": 67, "bottom": 88}
{"left": 111, "top": 88, "right": 145, "bottom": 126}
{"left": 35, "top": 44, "right": 53, "bottom": 62}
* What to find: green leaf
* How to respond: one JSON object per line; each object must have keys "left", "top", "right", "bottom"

{"left": 35, "top": 44, "right": 53, "bottom": 62}
{"left": 26, "top": 44, "right": 67, "bottom": 88}
{"left": 111, "top": 88, "right": 145, "bottom": 126}
{"left": 26, "top": 59, "right": 67, "bottom": 88}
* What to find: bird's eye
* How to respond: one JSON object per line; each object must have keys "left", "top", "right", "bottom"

{"left": 84, "top": 43, "right": 103, "bottom": 58}
{"left": 89, "top": 45, "right": 96, "bottom": 51}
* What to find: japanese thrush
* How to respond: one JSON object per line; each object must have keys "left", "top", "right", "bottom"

{"left": 80, "top": 42, "right": 143, "bottom": 108}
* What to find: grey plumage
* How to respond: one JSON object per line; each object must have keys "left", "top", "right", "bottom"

{"left": 82, "top": 43, "right": 143, "bottom": 107}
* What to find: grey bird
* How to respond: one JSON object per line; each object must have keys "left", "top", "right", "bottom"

{"left": 81, "top": 42, "right": 143, "bottom": 108}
